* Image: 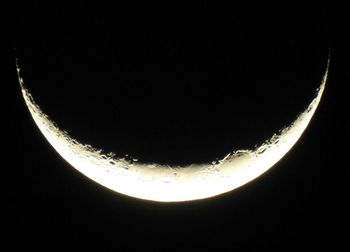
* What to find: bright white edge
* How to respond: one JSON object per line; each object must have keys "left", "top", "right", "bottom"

{"left": 17, "top": 60, "right": 328, "bottom": 202}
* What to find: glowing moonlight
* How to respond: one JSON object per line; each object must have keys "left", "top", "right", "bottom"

{"left": 17, "top": 60, "right": 328, "bottom": 202}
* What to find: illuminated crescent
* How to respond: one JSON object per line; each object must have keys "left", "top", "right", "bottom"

{"left": 17, "top": 59, "right": 328, "bottom": 202}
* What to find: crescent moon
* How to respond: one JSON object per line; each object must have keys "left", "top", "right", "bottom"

{"left": 17, "top": 59, "right": 329, "bottom": 202}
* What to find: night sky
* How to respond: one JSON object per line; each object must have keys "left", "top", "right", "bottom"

{"left": 7, "top": 0, "right": 347, "bottom": 250}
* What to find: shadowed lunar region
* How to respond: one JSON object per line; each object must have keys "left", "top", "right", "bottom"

{"left": 17, "top": 57, "right": 328, "bottom": 202}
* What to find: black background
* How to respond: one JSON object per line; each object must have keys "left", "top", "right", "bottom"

{"left": 7, "top": 0, "right": 348, "bottom": 250}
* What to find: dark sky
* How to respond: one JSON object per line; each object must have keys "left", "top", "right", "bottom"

{"left": 8, "top": 0, "right": 347, "bottom": 250}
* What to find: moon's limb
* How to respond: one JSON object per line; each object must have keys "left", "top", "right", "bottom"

{"left": 17, "top": 60, "right": 328, "bottom": 202}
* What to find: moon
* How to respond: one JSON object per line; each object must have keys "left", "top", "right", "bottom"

{"left": 17, "top": 59, "right": 329, "bottom": 202}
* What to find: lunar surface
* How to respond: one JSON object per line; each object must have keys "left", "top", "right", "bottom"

{"left": 17, "top": 60, "right": 328, "bottom": 202}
